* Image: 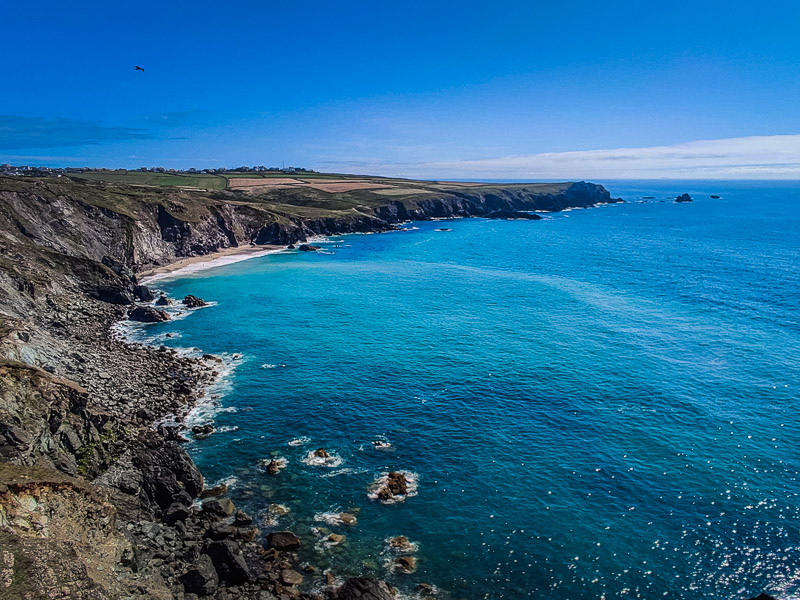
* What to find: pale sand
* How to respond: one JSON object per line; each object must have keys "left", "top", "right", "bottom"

{"left": 139, "top": 245, "right": 285, "bottom": 284}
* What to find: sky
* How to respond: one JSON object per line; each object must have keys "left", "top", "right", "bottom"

{"left": 2, "top": 0, "right": 800, "bottom": 179}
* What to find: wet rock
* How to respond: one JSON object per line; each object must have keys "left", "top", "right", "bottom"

{"left": 710, "top": 195, "right": 721, "bottom": 199}
{"left": 297, "top": 244, "right": 321, "bottom": 252}
{"left": 286, "top": 244, "right": 296, "bottom": 249}
{"left": 183, "top": 295, "right": 208, "bottom": 308}
{"left": 266, "top": 459, "right": 283, "bottom": 475}
{"left": 377, "top": 472, "right": 408, "bottom": 500}
{"left": 202, "top": 497, "right": 235, "bottom": 517}
{"left": 313, "top": 448, "right": 330, "bottom": 458}
{"left": 387, "top": 536, "right": 414, "bottom": 554}
{"left": 192, "top": 424, "right": 215, "bottom": 438}
{"left": 336, "top": 577, "right": 397, "bottom": 600}
{"left": 128, "top": 306, "right": 170, "bottom": 323}
{"left": 204, "top": 540, "right": 252, "bottom": 584}
{"left": 200, "top": 483, "right": 228, "bottom": 498}
{"left": 267, "top": 531, "right": 301, "bottom": 551}
{"left": 339, "top": 512, "right": 357, "bottom": 525}
{"left": 392, "top": 556, "right": 417, "bottom": 574}
{"left": 675, "top": 193, "right": 693, "bottom": 203}
{"left": 95, "top": 285, "right": 135, "bottom": 305}
{"left": 133, "top": 285, "right": 155, "bottom": 302}
{"left": 281, "top": 569, "right": 304, "bottom": 586}
{"left": 328, "top": 533, "right": 344, "bottom": 544}
{"left": 180, "top": 554, "right": 220, "bottom": 596}
{"left": 155, "top": 294, "right": 171, "bottom": 306}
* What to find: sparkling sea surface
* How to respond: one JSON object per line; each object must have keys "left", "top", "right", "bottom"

{"left": 142, "top": 181, "right": 800, "bottom": 599}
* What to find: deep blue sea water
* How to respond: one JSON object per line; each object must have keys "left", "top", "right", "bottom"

{"left": 143, "top": 181, "right": 800, "bottom": 599}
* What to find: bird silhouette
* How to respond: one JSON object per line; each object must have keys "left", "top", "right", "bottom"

{"left": 134, "top": 66, "right": 144, "bottom": 72}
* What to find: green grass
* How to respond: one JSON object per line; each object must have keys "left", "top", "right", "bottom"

{"left": 70, "top": 171, "right": 228, "bottom": 190}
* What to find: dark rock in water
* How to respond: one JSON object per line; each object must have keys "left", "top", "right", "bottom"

{"left": 200, "top": 483, "right": 229, "bottom": 499}
{"left": 183, "top": 294, "right": 207, "bottom": 307}
{"left": 180, "top": 554, "right": 220, "bottom": 596}
{"left": 155, "top": 293, "right": 171, "bottom": 306}
{"left": 267, "top": 530, "right": 301, "bottom": 551}
{"left": 314, "top": 447, "right": 330, "bottom": 458}
{"left": 435, "top": 228, "right": 451, "bottom": 231}
{"left": 710, "top": 195, "right": 721, "bottom": 199}
{"left": 297, "top": 244, "right": 321, "bottom": 252}
{"left": 266, "top": 459, "right": 282, "bottom": 475}
{"left": 133, "top": 284, "right": 155, "bottom": 302}
{"left": 675, "top": 193, "right": 693, "bottom": 203}
{"left": 192, "top": 424, "right": 215, "bottom": 438}
{"left": 128, "top": 305, "right": 170, "bottom": 323}
{"left": 95, "top": 285, "right": 135, "bottom": 305}
{"left": 287, "top": 243, "right": 296, "bottom": 249}
{"left": 393, "top": 556, "right": 417, "bottom": 573}
{"left": 336, "top": 577, "right": 397, "bottom": 600}
{"left": 641, "top": 196, "right": 655, "bottom": 199}
{"left": 204, "top": 539, "right": 252, "bottom": 584}
{"left": 387, "top": 471, "right": 408, "bottom": 495}
{"left": 202, "top": 497, "right": 235, "bottom": 516}
{"left": 485, "top": 209, "right": 542, "bottom": 220}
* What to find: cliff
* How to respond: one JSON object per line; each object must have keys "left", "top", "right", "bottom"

{"left": 0, "top": 174, "right": 619, "bottom": 599}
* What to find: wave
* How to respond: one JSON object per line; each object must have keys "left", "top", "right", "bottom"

{"left": 302, "top": 449, "right": 343, "bottom": 468}
{"left": 288, "top": 436, "right": 311, "bottom": 446}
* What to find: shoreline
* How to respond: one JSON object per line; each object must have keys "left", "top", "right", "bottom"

{"left": 139, "top": 244, "right": 285, "bottom": 284}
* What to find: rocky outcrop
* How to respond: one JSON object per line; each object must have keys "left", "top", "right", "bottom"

{"left": 485, "top": 209, "right": 542, "bottom": 220}
{"left": 182, "top": 294, "right": 207, "bottom": 308}
{"left": 128, "top": 305, "right": 170, "bottom": 322}
{"left": 675, "top": 193, "right": 693, "bottom": 203}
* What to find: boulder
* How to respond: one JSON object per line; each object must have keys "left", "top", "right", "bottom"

{"left": 266, "top": 459, "right": 282, "bottom": 475}
{"left": 286, "top": 243, "right": 296, "bottom": 249}
{"left": 267, "top": 531, "right": 301, "bottom": 551}
{"left": 328, "top": 533, "right": 344, "bottom": 544}
{"left": 200, "top": 483, "right": 229, "bottom": 499}
{"left": 204, "top": 540, "right": 252, "bottom": 584}
{"left": 202, "top": 497, "right": 235, "bottom": 517}
{"left": 339, "top": 512, "right": 357, "bottom": 525}
{"left": 163, "top": 502, "right": 192, "bottom": 524}
{"left": 95, "top": 285, "right": 135, "bottom": 305}
{"left": 155, "top": 294, "right": 171, "bottom": 306}
{"left": 192, "top": 424, "right": 215, "bottom": 438}
{"left": 675, "top": 193, "right": 693, "bottom": 203}
{"left": 314, "top": 447, "right": 330, "bottom": 458}
{"left": 393, "top": 556, "right": 417, "bottom": 573}
{"left": 183, "top": 295, "right": 207, "bottom": 308}
{"left": 180, "top": 554, "right": 219, "bottom": 596}
{"left": 336, "top": 578, "right": 397, "bottom": 600}
{"left": 710, "top": 195, "right": 721, "bottom": 199}
{"left": 133, "top": 285, "right": 155, "bottom": 302}
{"left": 281, "top": 569, "right": 304, "bottom": 586}
{"left": 128, "top": 306, "right": 170, "bottom": 323}
{"left": 297, "top": 244, "right": 321, "bottom": 252}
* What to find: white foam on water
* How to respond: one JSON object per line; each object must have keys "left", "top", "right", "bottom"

{"left": 288, "top": 436, "right": 311, "bottom": 446}
{"left": 320, "top": 467, "right": 368, "bottom": 478}
{"left": 302, "top": 450, "right": 343, "bottom": 468}
{"left": 313, "top": 511, "right": 346, "bottom": 526}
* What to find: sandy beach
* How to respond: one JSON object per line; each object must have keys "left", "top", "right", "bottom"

{"left": 139, "top": 244, "right": 285, "bottom": 284}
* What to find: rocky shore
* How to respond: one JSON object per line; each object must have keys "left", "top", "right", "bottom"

{"left": 4, "top": 174, "right": 721, "bottom": 600}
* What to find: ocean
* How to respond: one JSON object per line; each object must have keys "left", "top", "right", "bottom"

{"left": 135, "top": 181, "right": 800, "bottom": 599}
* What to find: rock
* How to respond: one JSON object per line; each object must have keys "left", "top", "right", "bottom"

{"left": 163, "top": 502, "right": 192, "bottom": 524}
{"left": 133, "top": 285, "right": 155, "bottom": 302}
{"left": 128, "top": 306, "right": 170, "bottom": 323}
{"left": 485, "top": 209, "right": 542, "bottom": 220}
{"left": 281, "top": 569, "right": 304, "bottom": 586}
{"left": 267, "top": 531, "right": 301, "bottom": 551}
{"left": 328, "top": 533, "right": 344, "bottom": 544}
{"left": 234, "top": 510, "right": 253, "bottom": 526}
{"left": 675, "top": 193, "right": 693, "bottom": 203}
{"left": 180, "top": 554, "right": 220, "bottom": 596}
{"left": 378, "top": 471, "right": 409, "bottom": 500}
{"left": 132, "top": 434, "right": 204, "bottom": 511}
{"left": 200, "top": 483, "right": 229, "bottom": 498}
{"left": 95, "top": 285, "right": 135, "bottom": 305}
{"left": 387, "top": 536, "right": 414, "bottom": 553}
{"left": 182, "top": 295, "right": 208, "bottom": 308}
{"left": 297, "top": 244, "right": 321, "bottom": 252}
{"left": 313, "top": 447, "right": 330, "bottom": 458}
{"left": 336, "top": 578, "right": 397, "bottom": 600}
{"left": 192, "top": 424, "right": 215, "bottom": 438}
{"left": 202, "top": 497, "right": 235, "bottom": 517}
{"left": 207, "top": 521, "right": 236, "bottom": 540}
{"left": 265, "top": 459, "right": 282, "bottom": 475}
{"left": 710, "top": 195, "right": 721, "bottom": 199}
{"left": 204, "top": 540, "right": 252, "bottom": 584}
{"left": 417, "top": 583, "right": 435, "bottom": 594}
{"left": 339, "top": 512, "right": 357, "bottom": 525}
{"left": 746, "top": 595, "right": 777, "bottom": 600}
{"left": 286, "top": 244, "right": 296, "bottom": 249}
{"left": 155, "top": 294, "right": 172, "bottom": 306}
{"left": 393, "top": 556, "right": 417, "bottom": 574}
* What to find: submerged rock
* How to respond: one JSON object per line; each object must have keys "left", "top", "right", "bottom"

{"left": 675, "top": 193, "right": 693, "bottom": 203}
{"left": 128, "top": 306, "right": 170, "bottom": 323}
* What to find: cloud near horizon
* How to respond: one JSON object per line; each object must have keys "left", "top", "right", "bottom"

{"left": 320, "top": 135, "right": 800, "bottom": 180}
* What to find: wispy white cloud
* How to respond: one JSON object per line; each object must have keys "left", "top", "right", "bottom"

{"left": 318, "top": 135, "right": 800, "bottom": 180}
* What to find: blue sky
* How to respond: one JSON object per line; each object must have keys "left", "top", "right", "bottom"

{"left": 2, "top": 0, "right": 800, "bottom": 178}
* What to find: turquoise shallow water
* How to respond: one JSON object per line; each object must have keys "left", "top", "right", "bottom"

{"left": 147, "top": 181, "right": 800, "bottom": 599}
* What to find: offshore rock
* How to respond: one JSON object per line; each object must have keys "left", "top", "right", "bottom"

{"left": 675, "top": 193, "right": 693, "bottom": 203}
{"left": 298, "top": 244, "right": 321, "bottom": 252}
{"left": 485, "top": 209, "right": 542, "bottom": 220}
{"left": 336, "top": 577, "right": 397, "bottom": 600}
{"left": 182, "top": 294, "right": 208, "bottom": 308}
{"left": 128, "top": 305, "right": 170, "bottom": 322}
{"left": 155, "top": 293, "right": 171, "bottom": 306}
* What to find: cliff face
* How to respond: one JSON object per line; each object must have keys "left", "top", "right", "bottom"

{"left": 0, "top": 177, "right": 619, "bottom": 277}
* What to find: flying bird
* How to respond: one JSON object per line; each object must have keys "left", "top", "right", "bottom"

{"left": 134, "top": 66, "right": 144, "bottom": 72}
